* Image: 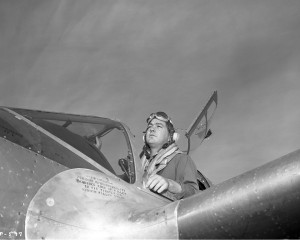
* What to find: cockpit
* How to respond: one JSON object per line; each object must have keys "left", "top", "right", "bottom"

{"left": 0, "top": 107, "right": 135, "bottom": 183}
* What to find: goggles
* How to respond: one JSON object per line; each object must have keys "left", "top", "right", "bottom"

{"left": 146, "top": 112, "right": 173, "bottom": 125}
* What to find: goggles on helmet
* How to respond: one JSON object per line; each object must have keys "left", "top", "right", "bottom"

{"left": 146, "top": 112, "right": 173, "bottom": 125}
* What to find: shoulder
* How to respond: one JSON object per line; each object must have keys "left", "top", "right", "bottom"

{"left": 171, "top": 153, "right": 194, "bottom": 166}
{"left": 173, "top": 153, "right": 197, "bottom": 169}
{"left": 173, "top": 152, "right": 192, "bottom": 161}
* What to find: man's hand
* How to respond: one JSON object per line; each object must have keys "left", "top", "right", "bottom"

{"left": 145, "top": 174, "right": 182, "bottom": 194}
{"left": 145, "top": 174, "right": 169, "bottom": 193}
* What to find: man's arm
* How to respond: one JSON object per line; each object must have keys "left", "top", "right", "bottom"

{"left": 173, "top": 154, "right": 199, "bottom": 199}
{"left": 145, "top": 154, "right": 199, "bottom": 199}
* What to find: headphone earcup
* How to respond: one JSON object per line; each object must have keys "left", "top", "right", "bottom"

{"left": 143, "top": 134, "right": 146, "bottom": 143}
{"left": 172, "top": 132, "right": 180, "bottom": 142}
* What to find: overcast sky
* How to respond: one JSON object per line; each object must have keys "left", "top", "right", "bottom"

{"left": 1, "top": 0, "right": 300, "bottom": 184}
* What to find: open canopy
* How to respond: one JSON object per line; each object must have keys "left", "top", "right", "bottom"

{"left": 184, "top": 91, "right": 218, "bottom": 154}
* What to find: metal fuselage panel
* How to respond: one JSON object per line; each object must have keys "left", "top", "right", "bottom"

{"left": 25, "top": 168, "right": 178, "bottom": 239}
{"left": 177, "top": 149, "right": 300, "bottom": 239}
{"left": 0, "top": 138, "right": 68, "bottom": 239}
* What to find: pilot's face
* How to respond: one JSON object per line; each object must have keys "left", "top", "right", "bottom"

{"left": 146, "top": 118, "right": 170, "bottom": 149}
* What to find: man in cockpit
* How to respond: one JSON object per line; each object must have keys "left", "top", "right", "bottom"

{"left": 140, "top": 112, "right": 198, "bottom": 200}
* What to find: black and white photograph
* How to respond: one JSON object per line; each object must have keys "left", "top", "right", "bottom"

{"left": 1, "top": 0, "right": 300, "bottom": 239}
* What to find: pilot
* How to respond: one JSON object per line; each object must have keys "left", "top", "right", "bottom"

{"left": 141, "top": 112, "right": 198, "bottom": 200}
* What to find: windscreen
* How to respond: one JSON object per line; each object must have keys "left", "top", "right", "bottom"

{"left": 42, "top": 119, "right": 130, "bottom": 177}
{"left": 0, "top": 108, "right": 134, "bottom": 183}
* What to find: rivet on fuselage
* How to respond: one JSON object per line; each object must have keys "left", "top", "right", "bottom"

{"left": 46, "top": 198, "right": 55, "bottom": 207}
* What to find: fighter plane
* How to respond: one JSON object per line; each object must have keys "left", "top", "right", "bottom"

{"left": 0, "top": 91, "right": 299, "bottom": 239}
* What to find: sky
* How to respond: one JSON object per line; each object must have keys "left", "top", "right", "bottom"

{"left": 0, "top": 0, "right": 300, "bottom": 184}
